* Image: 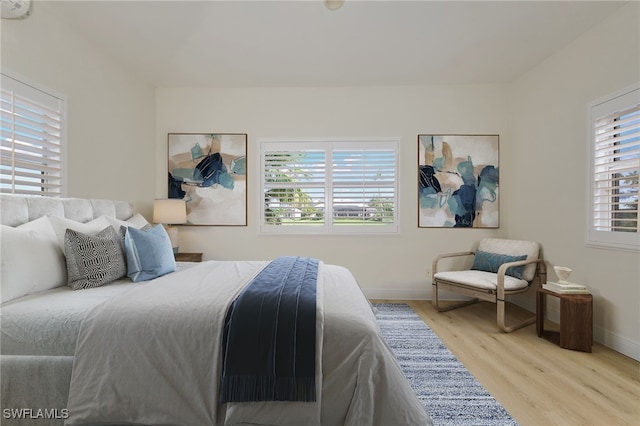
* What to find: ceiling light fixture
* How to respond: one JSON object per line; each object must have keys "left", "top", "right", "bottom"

{"left": 1, "top": 0, "right": 30, "bottom": 19}
{"left": 324, "top": 0, "right": 344, "bottom": 11}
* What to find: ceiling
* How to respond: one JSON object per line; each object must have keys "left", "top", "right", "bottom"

{"left": 45, "top": 0, "right": 628, "bottom": 88}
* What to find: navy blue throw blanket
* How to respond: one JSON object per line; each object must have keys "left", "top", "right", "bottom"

{"left": 220, "top": 256, "right": 319, "bottom": 403}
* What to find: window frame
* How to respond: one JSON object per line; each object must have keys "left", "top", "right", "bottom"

{"left": 586, "top": 84, "right": 639, "bottom": 252}
{"left": 259, "top": 137, "right": 400, "bottom": 235}
{"left": 1, "top": 71, "right": 67, "bottom": 197}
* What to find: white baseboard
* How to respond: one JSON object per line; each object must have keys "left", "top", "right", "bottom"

{"left": 363, "top": 287, "right": 430, "bottom": 300}
{"left": 531, "top": 302, "right": 639, "bottom": 361}
{"left": 363, "top": 289, "right": 640, "bottom": 362}
{"left": 595, "top": 326, "right": 640, "bottom": 361}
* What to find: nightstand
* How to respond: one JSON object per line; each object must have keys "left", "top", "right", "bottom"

{"left": 174, "top": 252, "right": 203, "bottom": 262}
{"left": 536, "top": 287, "right": 593, "bottom": 352}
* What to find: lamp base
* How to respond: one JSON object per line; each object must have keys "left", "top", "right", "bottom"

{"left": 165, "top": 225, "right": 180, "bottom": 255}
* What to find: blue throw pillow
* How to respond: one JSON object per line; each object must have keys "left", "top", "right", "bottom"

{"left": 471, "top": 250, "right": 527, "bottom": 279}
{"left": 124, "top": 225, "right": 176, "bottom": 282}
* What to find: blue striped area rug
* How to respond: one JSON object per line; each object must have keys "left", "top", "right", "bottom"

{"left": 374, "top": 303, "right": 518, "bottom": 426}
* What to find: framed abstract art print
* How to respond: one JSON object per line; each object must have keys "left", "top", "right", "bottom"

{"left": 168, "top": 133, "right": 247, "bottom": 226}
{"left": 418, "top": 134, "right": 499, "bottom": 228}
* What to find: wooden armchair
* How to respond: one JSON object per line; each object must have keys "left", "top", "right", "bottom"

{"left": 432, "top": 238, "right": 546, "bottom": 333}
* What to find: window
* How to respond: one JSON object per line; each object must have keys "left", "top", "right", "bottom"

{"left": 1, "top": 73, "right": 65, "bottom": 196}
{"left": 588, "top": 85, "right": 639, "bottom": 251}
{"left": 260, "top": 138, "right": 399, "bottom": 234}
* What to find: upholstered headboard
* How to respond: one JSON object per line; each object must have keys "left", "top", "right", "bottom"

{"left": 0, "top": 194, "right": 135, "bottom": 227}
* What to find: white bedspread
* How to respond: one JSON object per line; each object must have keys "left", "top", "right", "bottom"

{"left": 0, "top": 263, "right": 195, "bottom": 356}
{"left": 1, "top": 281, "right": 134, "bottom": 356}
{"left": 65, "top": 260, "right": 431, "bottom": 426}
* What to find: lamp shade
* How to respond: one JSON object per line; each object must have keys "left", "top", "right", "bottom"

{"left": 153, "top": 199, "right": 187, "bottom": 224}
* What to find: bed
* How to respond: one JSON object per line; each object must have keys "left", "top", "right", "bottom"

{"left": 0, "top": 194, "right": 431, "bottom": 426}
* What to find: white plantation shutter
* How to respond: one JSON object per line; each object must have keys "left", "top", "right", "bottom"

{"left": 589, "top": 86, "right": 639, "bottom": 250}
{"left": 332, "top": 149, "right": 396, "bottom": 226}
{"left": 1, "top": 74, "right": 65, "bottom": 196}
{"left": 263, "top": 147, "right": 327, "bottom": 228}
{"left": 261, "top": 139, "right": 398, "bottom": 234}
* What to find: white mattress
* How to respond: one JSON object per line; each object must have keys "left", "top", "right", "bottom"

{"left": 0, "top": 263, "right": 195, "bottom": 356}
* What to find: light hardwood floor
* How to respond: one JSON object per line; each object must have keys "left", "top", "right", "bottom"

{"left": 372, "top": 300, "right": 640, "bottom": 426}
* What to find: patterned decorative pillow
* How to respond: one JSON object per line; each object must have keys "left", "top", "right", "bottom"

{"left": 124, "top": 225, "right": 176, "bottom": 282}
{"left": 65, "top": 226, "right": 127, "bottom": 290}
{"left": 471, "top": 250, "right": 528, "bottom": 279}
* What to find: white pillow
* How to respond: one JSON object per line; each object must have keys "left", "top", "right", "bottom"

{"left": 48, "top": 215, "right": 112, "bottom": 253}
{"left": 0, "top": 216, "right": 67, "bottom": 304}
{"left": 104, "top": 213, "right": 150, "bottom": 231}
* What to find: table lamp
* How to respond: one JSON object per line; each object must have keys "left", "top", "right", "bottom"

{"left": 153, "top": 199, "right": 187, "bottom": 254}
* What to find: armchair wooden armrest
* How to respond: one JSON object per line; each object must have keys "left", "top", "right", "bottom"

{"left": 495, "top": 258, "right": 546, "bottom": 332}
{"left": 431, "top": 250, "right": 475, "bottom": 282}
{"left": 496, "top": 258, "right": 542, "bottom": 298}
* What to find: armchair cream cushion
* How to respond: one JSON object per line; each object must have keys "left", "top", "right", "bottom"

{"left": 434, "top": 270, "right": 529, "bottom": 291}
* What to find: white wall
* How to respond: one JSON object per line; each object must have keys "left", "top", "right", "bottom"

{"left": 156, "top": 85, "right": 509, "bottom": 299}
{"left": 1, "top": 1, "right": 156, "bottom": 215}
{"left": 507, "top": 3, "right": 640, "bottom": 359}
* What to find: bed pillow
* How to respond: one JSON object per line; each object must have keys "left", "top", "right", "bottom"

{"left": 124, "top": 225, "right": 176, "bottom": 282}
{"left": 49, "top": 215, "right": 112, "bottom": 254}
{"left": 0, "top": 216, "right": 67, "bottom": 304}
{"left": 105, "top": 213, "right": 151, "bottom": 232}
{"left": 65, "top": 226, "right": 127, "bottom": 290}
{"left": 471, "top": 250, "right": 528, "bottom": 279}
